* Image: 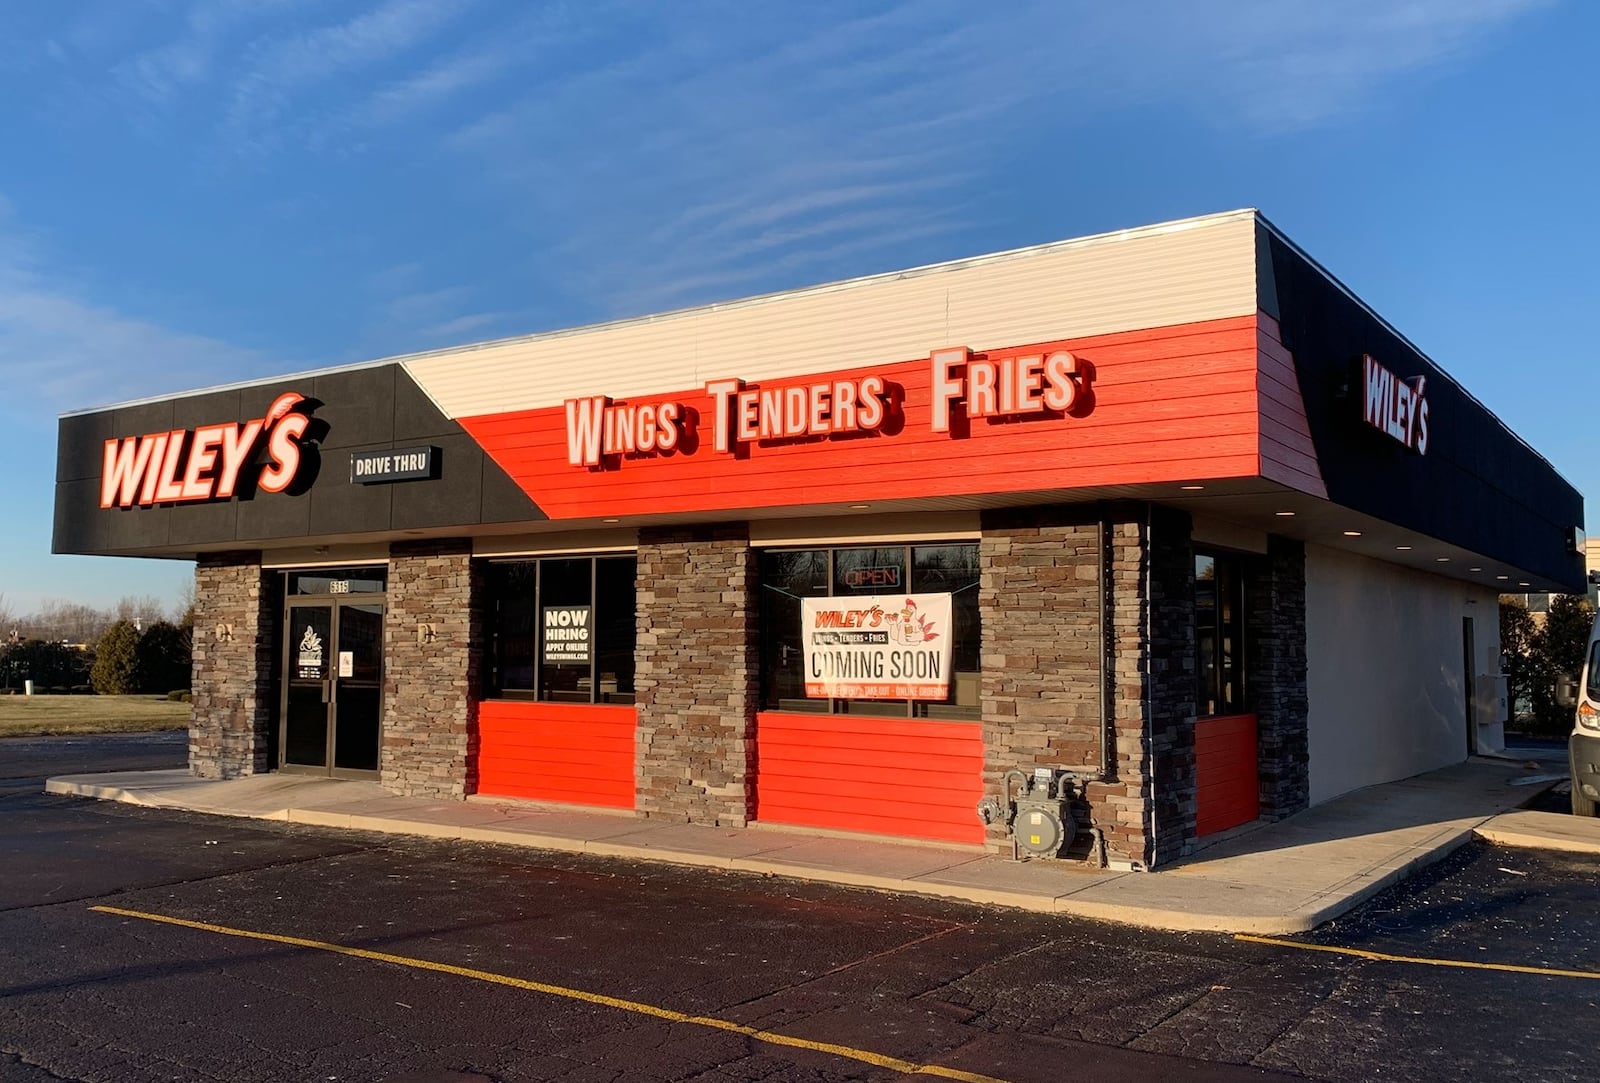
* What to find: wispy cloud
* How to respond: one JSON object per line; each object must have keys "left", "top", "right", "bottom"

{"left": 0, "top": 195, "right": 275, "bottom": 415}
{"left": 222, "top": 0, "right": 474, "bottom": 153}
{"left": 1074, "top": 0, "right": 1560, "bottom": 131}
{"left": 5, "top": 0, "right": 1558, "bottom": 347}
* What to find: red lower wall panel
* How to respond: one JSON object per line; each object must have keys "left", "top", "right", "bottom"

{"left": 476, "top": 701, "right": 637, "bottom": 809}
{"left": 755, "top": 712, "right": 985, "bottom": 844}
{"left": 1195, "top": 713, "right": 1259, "bottom": 837}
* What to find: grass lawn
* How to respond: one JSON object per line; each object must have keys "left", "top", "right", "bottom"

{"left": 0, "top": 694, "right": 190, "bottom": 738}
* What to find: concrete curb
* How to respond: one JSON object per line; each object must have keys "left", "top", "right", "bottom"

{"left": 44, "top": 768, "right": 1580, "bottom": 935}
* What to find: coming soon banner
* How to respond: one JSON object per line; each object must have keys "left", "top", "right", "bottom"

{"left": 801, "top": 593, "right": 953, "bottom": 699}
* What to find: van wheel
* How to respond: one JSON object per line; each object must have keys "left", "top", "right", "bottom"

{"left": 1575, "top": 787, "right": 1598, "bottom": 817}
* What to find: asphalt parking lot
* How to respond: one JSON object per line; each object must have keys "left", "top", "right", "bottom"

{"left": 1, "top": 736, "right": 1595, "bottom": 1083}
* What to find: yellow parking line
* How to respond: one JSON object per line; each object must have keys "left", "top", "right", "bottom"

{"left": 1236, "top": 933, "right": 1600, "bottom": 980}
{"left": 90, "top": 904, "right": 1010, "bottom": 1083}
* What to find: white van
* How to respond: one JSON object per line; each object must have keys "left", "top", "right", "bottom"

{"left": 1574, "top": 613, "right": 1600, "bottom": 816}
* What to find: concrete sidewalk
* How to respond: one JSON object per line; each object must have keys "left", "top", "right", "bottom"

{"left": 46, "top": 756, "right": 1596, "bottom": 934}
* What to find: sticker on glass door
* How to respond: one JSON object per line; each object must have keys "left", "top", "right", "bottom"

{"left": 297, "top": 626, "right": 325, "bottom": 678}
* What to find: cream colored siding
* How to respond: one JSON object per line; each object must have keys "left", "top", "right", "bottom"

{"left": 1305, "top": 544, "right": 1501, "bottom": 804}
{"left": 405, "top": 212, "right": 1261, "bottom": 420}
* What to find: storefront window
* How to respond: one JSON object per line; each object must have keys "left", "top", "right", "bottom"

{"left": 759, "top": 543, "right": 981, "bottom": 720}
{"left": 486, "top": 556, "right": 636, "bottom": 704}
{"left": 1195, "top": 550, "right": 1245, "bottom": 717}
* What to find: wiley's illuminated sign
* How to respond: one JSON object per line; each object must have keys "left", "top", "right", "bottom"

{"left": 563, "top": 345, "right": 1089, "bottom": 469}
{"left": 100, "top": 392, "right": 314, "bottom": 509}
{"left": 1362, "top": 354, "right": 1429, "bottom": 455}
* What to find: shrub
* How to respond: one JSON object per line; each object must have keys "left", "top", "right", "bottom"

{"left": 166, "top": 689, "right": 191, "bottom": 702}
{"left": 135, "top": 621, "right": 191, "bottom": 695}
{"left": 90, "top": 621, "right": 141, "bottom": 695}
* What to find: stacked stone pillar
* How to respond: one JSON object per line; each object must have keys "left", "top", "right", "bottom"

{"left": 634, "top": 524, "right": 758, "bottom": 827}
{"left": 381, "top": 540, "right": 480, "bottom": 799}
{"left": 1145, "top": 505, "right": 1197, "bottom": 865}
{"left": 190, "top": 552, "right": 276, "bottom": 779}
{"left": 978, "top": 504, "right": 1197, "bottom": 869}
{"left": 1247, "top": 535, "right": 1310, "bottom": 820}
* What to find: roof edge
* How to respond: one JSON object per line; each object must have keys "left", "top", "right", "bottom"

{"left": 61, "top": 208, "right": 1260, "bottom": 419}
{"left": 1253, "top": 212, "right": 1581, "bottom": 498}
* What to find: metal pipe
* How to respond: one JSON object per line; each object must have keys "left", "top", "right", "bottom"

{"left": 1144, "top": 501, "right": 1157, "bottom": 870}
{"left": 1098, "top": 514, "right": 1114, "bottom": 782}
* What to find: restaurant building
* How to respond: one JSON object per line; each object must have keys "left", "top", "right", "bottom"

{"left": 52, "top": 210, "right": 1586, "bottom": 869}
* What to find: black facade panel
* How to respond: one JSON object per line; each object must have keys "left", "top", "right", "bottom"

{"left": 393, "top": 371, "right": 458, "bottom": 441}
{"left": 1268, "top": 233, "right": 1585, "bottom": 590}
{"left": 310, "top": 444, "right": 396, "bottom": 535}
{"left": 313, "top": 367, "right": 395, "bottom": 450}
{"left": 178, "top": 389, "right": 246, "bottom": 432}
{"left": 56, "top": 412, "right": 119, "bottom": 484}
{"left": 164, "top": 497, "right": 242, "bottom": 548}
{"left": 53, "top": 362, "right": 545, "bottom": 556}
{"left": 390, "top": 433, "right": 483, "bottom": 529}
{"left": 112, "top": 399, "right": 177, "bottom": 442}
{"left": 53, "top": 478, "right": 111, "bottom": 553}
{"left": 234, "top": 482, "right": 313, "bottom": 540}
{"left": 480, "top": 451, "right": 545, "bottom": 524}
{"left": 101, "top": 500, "right": 174, "bottom": 553}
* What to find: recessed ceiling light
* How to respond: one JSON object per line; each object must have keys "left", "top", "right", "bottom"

{"left": 1496, "top": 575, "right": 1509, "bottom": 580}
{"left": 1395, "top": 545, "right": 1412, "bottom": 551}
{"left": 1180, "top": 485, "right": 1205, "bottom": 491}
{"left": 1469, "top": 567, "right": 1483, "bottom": 572}
{"left": 1275, "top": 510, "right": 1295, "bottom": 517}
{"left": 1518, "top": 581, "right": 1530, "bottom": 587}
{"left": 601, "top": 518, "right": 620, "bottom": 524}
{"left": 849, "top": 503, "right": 871, "bottom": 510}
{"left": 1343, "top": 530, "right": 1362, "bottom": 537}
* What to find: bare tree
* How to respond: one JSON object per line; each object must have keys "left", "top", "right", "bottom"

{"left": 24, "top": 599, "right": 112, "bottom": 645}
{"left": 114, "top": 594, "right": 167, "bottom": 631}
{"left": 171, "top": 578, "right": 196, "bottom": 624}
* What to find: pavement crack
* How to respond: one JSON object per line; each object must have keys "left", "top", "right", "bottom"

{"left": 0, "top": 1047, "right": 86, "bottom": 1082}
{"left": 0, "top": 843, "right": 378, "bottom": 916}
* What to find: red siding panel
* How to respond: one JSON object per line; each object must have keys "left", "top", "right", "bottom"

{"left": 476, "top": 701, "right": 637, "bottom": 809}
{"left": 459, "top": 318, "right": 1263, "bottom": 520}
{"left": 755, "top": 712, "right": 985, "bottom": 844}
{"left": 1195, "top": 713, "right": 1259, "bottom": 837}
{"left": 1255, "top": 316, "right": 1327, "bottom": 498}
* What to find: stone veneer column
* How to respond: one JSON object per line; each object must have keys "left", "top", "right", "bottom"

{"left": 1146, "top": 505, "right": 1197, "bottom": 867}
{"left": 634, "top": 524, "right": 758, "bottom": 827}
{"left": 979, "top": 504, "right": 1196, "bottom": 869}
{"left": 1247, "top": 535, "right": 1309, "bottom": 820}
{"left": 190, "top": 552, "right": 276, "bottom": 778}
{"left": 381, "top": 540, "right": 480, "bottom": 799}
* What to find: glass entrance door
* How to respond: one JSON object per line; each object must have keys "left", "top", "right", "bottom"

{"left": 281, "top": 599, "right": 384, "bottom": 778}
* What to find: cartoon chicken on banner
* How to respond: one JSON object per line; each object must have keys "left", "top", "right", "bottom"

{"left": 885, "top": 598, "right": 939, "bottom": 646}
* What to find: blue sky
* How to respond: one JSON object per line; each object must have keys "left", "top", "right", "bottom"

{"left": 1, "top": 0, "right": 1594, "bottom": 612}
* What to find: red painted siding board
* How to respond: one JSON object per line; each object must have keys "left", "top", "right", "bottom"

{"left": 755, "top": 712, "right": 984, "bottom": 845}
{"left": 459, "top": 318, "right": 1266, "bottom": 520}
{"left": 1195, "top": 713, "right": 1259, "bottom": 837}
{"left": 476, "top": 701, "right": 637, "bottom": 809}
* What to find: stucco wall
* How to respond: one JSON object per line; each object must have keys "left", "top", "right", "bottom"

{"left": 1305, "top": 545, "right": 1500, "bottom": 805}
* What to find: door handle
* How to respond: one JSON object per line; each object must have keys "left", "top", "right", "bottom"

{"left": 321, "top": 680, "right": 332, "bottom": 704}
